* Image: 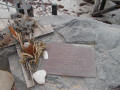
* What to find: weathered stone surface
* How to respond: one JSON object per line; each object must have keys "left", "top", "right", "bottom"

{"left": 8, "top": 16, "right": 120, "bottom": 90}
{"left": 109, "top": 46, "right": 120, "bottom": 62}
{"left": 95, "top": 51, "right": 120, "bottom": 90}
{"left": 95, "top": 27, "right": 120, "bottom": 51}
{"left": 57, "top": 18, "right": 120, "bottom": 51}
{"left": 9, "top": 54, "right": 25, "bottom": 82}
{"left": 0, "top": 46, "right": 16, "bottom": 72}
{"left": 58, "top": 19, "right": 97, "bottom": 44}
{"left": 14, "top": 76, "right": 29, "bottom": 90}
{"left": 37, "top": 15, "right": 74, "bottom": 26}
{"left": 49, "top": 16, "right": 120, "bottom": 90}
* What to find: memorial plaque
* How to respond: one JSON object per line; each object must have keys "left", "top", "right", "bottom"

{"left": 41, "top": 43, "right": 96, "bottom": 77}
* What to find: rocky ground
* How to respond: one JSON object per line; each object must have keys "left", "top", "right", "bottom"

{"left": 7, "top": 15, "right": 120, "bottom": 90}
{"left": 27, "top": 0, "right": 93, "bottom": 17}
{"left": 1, "top": 0, "right": 120, "bottom": 90}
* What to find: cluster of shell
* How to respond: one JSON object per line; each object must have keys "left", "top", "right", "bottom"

{"left": 12, "top": 16, "right": 38, "bottom": 39}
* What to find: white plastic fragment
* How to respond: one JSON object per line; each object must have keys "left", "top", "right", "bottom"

{"left": 43, "top": 50, "right": 48, "bottom": 60}
{"left": 32, "top": 70, "right": 47, "bottom": 84}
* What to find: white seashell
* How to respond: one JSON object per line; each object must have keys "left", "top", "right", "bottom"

{"left": 32, "top": 70, "right": 47, "bottom": 84}
{"left": 43, "top": 50, "right": 48, "bottom": 60}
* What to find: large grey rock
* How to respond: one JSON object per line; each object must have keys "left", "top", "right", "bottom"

{"left": 8, "top": 16, "right": 120, "bottom": 90}
{"left": 95, "top": 50, "right": 120, "bottom": 90}
{"left": 95, "top": 27, "right": 120, "bottom": 51}
{"left": 57, "top": 17, "right": 120, "bottom": 51}
{"left": 58, "top": 19, "right": 97, "bottom": 44}
{"left": 55, "top": 17, "right": 120, "bottom": 90}
{"left": 37, "top": 15, "right": 75, "bottom": 26}
{"left": 0, "top": 46, "right": 16, "bottom": 72}
{"left": 109, "top": 46, "right": 120, "bottom": 63}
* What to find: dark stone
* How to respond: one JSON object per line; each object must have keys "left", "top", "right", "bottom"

{"left": 17, "top": 3, "right": 21, "bottom": 8}
{"left": 27, "top": 6, "right": 34, "bottom": 17}
{"left": 58, "top": 5, "right": 64, "bottom": 9}
{"left": 19, "top": 9, "right": 24, "bottom": 14}
{"left": 3, "top": 0, "right": 13, "bottom": 3}
{"left": 0, "top": 55, "right": 10, "bottom": 72}
{"left": 79, "top": 2, "right": 87, "bottom": 6}
{"left": 110, "top": 86, "right": 120, "bottom": 90}
{"left": 52, "top": 4, "right": 57, "bottom": 15}
{"left": 83, "top": 0, "right": 94, "bottom": 4}
{"left": 0, "top": 46, "right": 16, "bottom": 72}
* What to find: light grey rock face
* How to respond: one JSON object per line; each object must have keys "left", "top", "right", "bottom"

{"left": 57, "top": 18, "right": 120, "bottom": 51}
{"left": 55, "top": 17, "right": 120, "bottom": 90}
{"left": 95, "top": 50, "right": 120, "bottom": 90}
{"left": 37, "top": 15, "right": 75, "bottom": 26}
{"left": 58, "top": 19, "right": 97, "bottom": 44}
{"left": 8, "top": 16, "right": 120, "bottom": 90}
{"left": 95, "top": 27, "right": 120, "bottom": 51}
{"left": 109, "top": 46, "right": 120, "bottom": 62}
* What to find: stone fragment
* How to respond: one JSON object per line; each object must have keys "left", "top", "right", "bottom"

{"left": 0, "top": 70, "right": 14, "bottom": 90}
{"left": 32, "top": 70, "right": 47, "bottom": 84}
{"left": 43, "top": 50, "right": 48, "bottom": 60}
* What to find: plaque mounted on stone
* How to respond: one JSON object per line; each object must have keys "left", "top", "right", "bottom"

{"left": 41, "top": 42, "right": 96, "bottom": 77}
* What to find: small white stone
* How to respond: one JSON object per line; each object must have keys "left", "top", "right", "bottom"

{"left": 43, "top": 50, "right": 48, "bottom": 60}
{"left": 32, "top": 70, "right": 47, "bottom": 84}
{"left": 23, "top": 42, "right": 30, "bottom": 48}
